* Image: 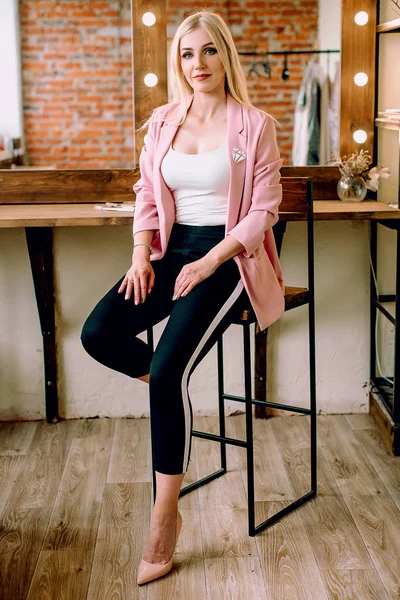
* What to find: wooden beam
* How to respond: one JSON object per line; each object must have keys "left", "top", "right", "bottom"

{"left": 132, "top": 0, "right": 168, "bottom": 166}
{"left": 340, "top": 0, "right": 377, "bottom": 158}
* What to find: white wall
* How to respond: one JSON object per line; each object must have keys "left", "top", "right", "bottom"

{"left": 0, "top": 220, "right": 375, "bottom": 420}
{"left": 318, "top": 0, "right": 341, "bottom": 81}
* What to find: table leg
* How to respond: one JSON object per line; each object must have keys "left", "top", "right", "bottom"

{"left": 255, "top": 221, "right": 287, "bottom": 418}
{"left": 25, "top": 227, "right": 59, "bottom": 423}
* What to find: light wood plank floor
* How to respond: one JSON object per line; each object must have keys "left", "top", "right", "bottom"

{"left": 0, "top": 413, "right": 399, "bottom": 600}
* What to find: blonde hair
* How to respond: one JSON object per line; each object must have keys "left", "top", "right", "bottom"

{"left": 136, "top": 9, "right": 282, "bottom": 133}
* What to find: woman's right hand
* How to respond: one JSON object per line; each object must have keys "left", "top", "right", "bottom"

{"left": 118, "top": 247, "right": 155, "bottom": 305}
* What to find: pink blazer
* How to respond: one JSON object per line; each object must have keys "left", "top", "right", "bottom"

{"left": 132, "top": 91, "right": 285, "bottom": 331}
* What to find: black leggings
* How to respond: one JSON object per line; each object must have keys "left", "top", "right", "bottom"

{"left": 80, "top": 223, "right": 249, "bottom": 474}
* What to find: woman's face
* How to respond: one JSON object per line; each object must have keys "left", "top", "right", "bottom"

{"left": 179, "top": 27, "right": 226, "bottom": 92}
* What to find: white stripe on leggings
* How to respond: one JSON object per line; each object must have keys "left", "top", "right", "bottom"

{"left": 181, "top": 279, "right": 244, "bottom": 473}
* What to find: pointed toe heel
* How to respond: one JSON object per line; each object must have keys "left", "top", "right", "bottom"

{"left": 137, "top": 510, "right": 183, "bottom": 586}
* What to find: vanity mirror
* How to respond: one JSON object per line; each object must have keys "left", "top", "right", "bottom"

{"left": 164, "top": 0, "right": 342, "bottom": 169}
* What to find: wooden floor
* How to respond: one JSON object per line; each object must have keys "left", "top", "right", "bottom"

{"left": 0, "top": 413, "right": 399, "bottom": 600}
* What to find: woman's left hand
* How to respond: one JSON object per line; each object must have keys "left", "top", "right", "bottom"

{"left": 173, "top": 256, "right": 218, "bottom": 300}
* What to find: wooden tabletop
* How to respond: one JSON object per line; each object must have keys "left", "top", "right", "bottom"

{"left": 0, "top": 203, "right": 135, "bottom": 228}
{"left": 312, "top": 200, "right": 400, "bottom": 220}
{"left": 0, "top": 200, "right": 399, "bottom": 228}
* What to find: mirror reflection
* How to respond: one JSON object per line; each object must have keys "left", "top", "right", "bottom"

{"left": 1, "top": 0, "right": 340, "bottom": 169}
{"left": 168, "top": 0, "right": 341, "bottom": 167}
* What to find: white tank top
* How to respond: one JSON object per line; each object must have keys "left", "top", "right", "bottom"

{"left": 161, "top": 136, "right": 229, "bottom": 226}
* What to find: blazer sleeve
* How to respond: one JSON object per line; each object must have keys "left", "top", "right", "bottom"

{"left": 227, "top": 115, "right": 283, "bottom": 258}
{"left": 132, "top": 111, "right": 160, "bottom": 237}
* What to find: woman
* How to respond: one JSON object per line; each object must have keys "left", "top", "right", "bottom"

{"left": 80, "top": 9, "right": 284, "bottom": 586}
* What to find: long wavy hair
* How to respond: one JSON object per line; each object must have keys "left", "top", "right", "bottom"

{"left": 136, "top": 9, "right": 282, "bottom": 133}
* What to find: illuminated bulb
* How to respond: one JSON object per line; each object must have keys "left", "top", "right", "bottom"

{"left": 142, "top": 12, "right": 156, "bottom": 26}
{"left": 144, "top": 73, "right": 158, "bottom": 87}
{"left": 354, "top": 11, "right": 368, "bottom": 25}
{"left": 353, "top": 129, "right": 367, "bottom": 143}
{"left": 354, "top": 72, "right": 368, "bottom": 86}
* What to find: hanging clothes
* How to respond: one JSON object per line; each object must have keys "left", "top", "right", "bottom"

{"left": 319, "top": 68, "right": 331, "bottom": 165}
{"left": 328, "top": 60, "right": 341, "bottom": 159}
{"left": 292, "top": 60, "right": 331, "bottom": 166}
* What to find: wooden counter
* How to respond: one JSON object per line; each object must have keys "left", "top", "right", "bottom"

{"left": 0, "top": 200, "right": 399, "bottom": 228}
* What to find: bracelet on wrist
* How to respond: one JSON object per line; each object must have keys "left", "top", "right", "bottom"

{"left": 133, "top": 243, "right": 153, "bottom": 255}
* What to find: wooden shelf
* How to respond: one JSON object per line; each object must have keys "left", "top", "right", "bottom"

{"left": 375, "top": 118, "right": 400, "bottom": 131}
{"left": 377, "top": 18, "right": 400, "bottom": 33}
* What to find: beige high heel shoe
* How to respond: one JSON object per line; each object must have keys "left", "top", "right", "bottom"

{"left": 137, "top": 510, "right": 183, "bottom": 586}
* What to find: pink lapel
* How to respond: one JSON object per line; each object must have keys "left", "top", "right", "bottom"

{"left": 153, "top": 91, "right": 247, "bottom": 235}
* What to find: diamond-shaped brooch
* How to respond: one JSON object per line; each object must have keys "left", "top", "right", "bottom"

{"left": 232, "top": 148, "right": 246, "bottom": 163}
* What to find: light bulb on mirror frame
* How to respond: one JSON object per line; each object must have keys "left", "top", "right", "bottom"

{"left": 142, "top": 12, "right": 156, "bottom": 26}
{"left": 354, "top": 11, "right": 368, "bottom": 25}
{"left": 353, "top": 129, "right": 367, "bottom": 144}
{"left": 354, "top": 72, "right": 368, "bottom": 86}
{"left": 144, "top": 73, "right": 158, "bottom": 87}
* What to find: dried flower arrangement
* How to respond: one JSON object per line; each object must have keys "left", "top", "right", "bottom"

{"left": 327, "top": 149, "right": 391, "bottom": 191}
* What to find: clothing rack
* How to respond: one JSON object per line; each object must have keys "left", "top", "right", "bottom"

{"left": 239, "top": 49, "right": 340, "bottom": 80}
{"left": 238, "top": 49, "right": 340, "bottom": 56}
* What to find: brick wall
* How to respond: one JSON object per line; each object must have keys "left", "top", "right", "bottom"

{"left": 21, "top": 0, "right": 318, "bottom": 168}
{"left": 21, "top": 0, "right": 133, "bottom": 168}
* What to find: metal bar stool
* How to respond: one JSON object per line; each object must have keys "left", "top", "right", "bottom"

{"left": 149, "top": 176, "right": 316, "bottom": 536}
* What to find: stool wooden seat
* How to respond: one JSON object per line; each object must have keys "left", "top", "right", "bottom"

{"left": 233, "top": 286, "right": 309, "bottom": 324}
{"left": 149, "top": 176, "right": 317, "bottom": 537}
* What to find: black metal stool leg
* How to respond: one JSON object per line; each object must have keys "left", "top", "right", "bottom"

{"left": 309, "top": 294, "right": 318, "bottom": 493}
{"left": 243, "top": 322, "right": 256, "bottom": 536}
{"left": 146, "top": 327, "right": 158, "bottom": 507}
{"left": 217, "top": 335, "right": 227, "bottom": 472}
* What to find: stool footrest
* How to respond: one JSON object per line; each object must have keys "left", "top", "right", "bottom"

{"left": 251, "top": 488, "right": 317, "bottom": 536}
{"left": 222, "top": 393, "right": 312, "bottom": 414}
{"left": 180, "top": 467, "right": 226, "bottom": 497}
{"left": 192, "top": 429, "right": 246, "bottom": 448}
